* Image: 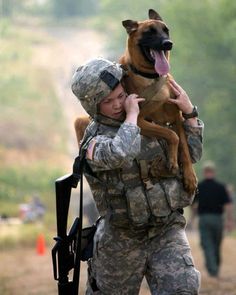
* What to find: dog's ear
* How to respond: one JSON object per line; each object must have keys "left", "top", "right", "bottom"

{"left": 122, "top": 20, "right": 139, "bottom": 34}
{"left": 149, "top": 9, "right": 163, "bottom": 21}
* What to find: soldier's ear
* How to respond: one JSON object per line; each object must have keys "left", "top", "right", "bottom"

{"left": 149, "top": 9, "right": 163, "bottom": 21}
{"left": 122, "top": 20, "right": 139, "bottom": 34}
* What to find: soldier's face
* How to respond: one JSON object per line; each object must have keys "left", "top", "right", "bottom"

{"left": 99, "top": 83, "right": 127, "bottom": 120}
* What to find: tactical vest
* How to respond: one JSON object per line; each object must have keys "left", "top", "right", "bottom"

{"left": 82, "top": 120, "right": 194, "bottom": 229}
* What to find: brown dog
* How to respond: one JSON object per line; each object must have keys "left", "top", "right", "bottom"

{"left": 74, "top": 9, "right": 197, "bottom": 194}
{"left": 119, "top": 9, "right": 197, "bottom": 194}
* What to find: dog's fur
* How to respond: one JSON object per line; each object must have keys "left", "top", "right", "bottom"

{"left": 74, "top": 9, "right": 197, "bottom": 194}
{"left": 74, "top": 115, "right": 91, "bottom": 148}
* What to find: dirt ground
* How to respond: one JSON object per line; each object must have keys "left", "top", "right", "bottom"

{"left": 0, "top": 230, "right": 235, "bottom": 295}
{"left": 187, "top": 230, "right": 236, "bottom": 295}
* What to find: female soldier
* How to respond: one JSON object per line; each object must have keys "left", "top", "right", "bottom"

{"left": 71, "top": 57, "right": 203, "bottom": 295}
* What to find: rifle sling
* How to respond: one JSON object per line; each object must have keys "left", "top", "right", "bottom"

{"left": 71, "top": 135, "right": 94, "bottom": 295}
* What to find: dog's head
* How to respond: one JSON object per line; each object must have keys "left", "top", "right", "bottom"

{"left": 122, "top": 9, "right": 173, "bottom": 76}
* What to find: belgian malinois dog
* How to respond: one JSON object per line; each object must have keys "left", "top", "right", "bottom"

{"left": 119, "top": 9, "right": 197, "bottom": 194}
{"left": 74, "top": 9, "right": 197, "bottom": 195}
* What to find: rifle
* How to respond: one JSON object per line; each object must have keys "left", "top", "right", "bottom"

{"left": 52, "top": 155, "right": 83, "bottom": 295}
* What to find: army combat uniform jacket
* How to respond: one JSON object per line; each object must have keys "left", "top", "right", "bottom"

{"left": 83, "top": 117, "right": 203, "bottom": 228}
{"left": 82, "top": 117, "right": 203, "bottom": 295}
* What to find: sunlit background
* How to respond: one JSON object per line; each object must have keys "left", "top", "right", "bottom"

{"left": 0, "top": 0, "right": 236, "bottom": 294}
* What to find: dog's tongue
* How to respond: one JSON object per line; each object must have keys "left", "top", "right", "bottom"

{"left": 150, "top": 49, "right": 170, "bottom": 76}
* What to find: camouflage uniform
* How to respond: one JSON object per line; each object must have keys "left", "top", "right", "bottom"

{"left": 72, "top": 58, "right": 203, "bottom": 295}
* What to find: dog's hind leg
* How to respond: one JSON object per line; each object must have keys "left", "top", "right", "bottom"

{"left": 138, "top": 116, "right": 179, "bottom": 174}
{"left": 74, "top": 116, "right": 90, "bottom": 147}
{"left": 175, "top": 119, "right": 198, "bottom": 195}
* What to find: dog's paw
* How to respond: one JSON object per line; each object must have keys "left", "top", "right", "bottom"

{"left": 168, "top": 161, "right": 179, "bottom": 175}
{"left": 183, "top": 170, "right": 198, "bottom": 195}
{"left": 150, "top": 156, "right": 176, "bottom": 178}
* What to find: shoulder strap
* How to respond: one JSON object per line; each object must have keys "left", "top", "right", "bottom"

{"left": 70, "top": 134, "right": 94, "bottom": 292}
{"left": 71, "top": 135, "right": 94, "bottom": 187}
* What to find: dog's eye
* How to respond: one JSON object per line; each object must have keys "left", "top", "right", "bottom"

{"left": 148, "top": 27, "right": 157, "bottom": 34}
{"left": 163, "top": 26, "right": 169, "bottom": 35}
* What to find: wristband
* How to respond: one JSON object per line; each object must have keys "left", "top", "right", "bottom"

{"left": 182, "top": 106, "right": 198, "bottom": 120}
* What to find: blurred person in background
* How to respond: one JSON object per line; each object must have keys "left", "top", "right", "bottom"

{"left": 193, "top": 161, "right": 234, "bottom": 279}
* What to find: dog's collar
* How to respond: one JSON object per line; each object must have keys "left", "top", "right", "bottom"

{"left": 129, "top": 64, "right": 160, "bottom": 79}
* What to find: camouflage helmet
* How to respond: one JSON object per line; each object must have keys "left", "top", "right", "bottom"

{"left": 71, "top": 57, "right": 125, "bottom": 117}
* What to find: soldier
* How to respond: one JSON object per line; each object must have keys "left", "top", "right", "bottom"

{"left": 71, "top": 57, "right": 203, "bottom": 295}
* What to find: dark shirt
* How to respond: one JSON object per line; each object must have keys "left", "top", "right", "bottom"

{"left": 195, "top": 178, "right": 231, "bottom": 215}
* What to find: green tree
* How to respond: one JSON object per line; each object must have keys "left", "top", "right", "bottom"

{"left": 51, "top": 0, "right": 98, "bottom": 18}
{"left": 0, "top": 0, "right": 14, "bottom": 17}
{"left": 164, "top": 0, "right": 236, "bottom": 184}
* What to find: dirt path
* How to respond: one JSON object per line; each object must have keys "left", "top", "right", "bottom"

{"left": 187, "top": 230, "right": 236, "bottom": 295}
{"left": 0, "top": 230, "right": 235, "bottom": 295}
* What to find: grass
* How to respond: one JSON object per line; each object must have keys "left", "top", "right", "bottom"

{"left": 0, "top": 222, "right": 45, "bottom": 249}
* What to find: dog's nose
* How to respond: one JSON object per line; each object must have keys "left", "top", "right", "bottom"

{"left": 161, "top": 39, "right": 173, "bottom": 50}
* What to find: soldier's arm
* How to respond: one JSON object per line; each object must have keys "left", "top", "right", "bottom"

{"left": 183, "top": 119, "right": 204, "bottom": 163}
{"left": 86, "top": 122, "right": 141, "bottom": 170}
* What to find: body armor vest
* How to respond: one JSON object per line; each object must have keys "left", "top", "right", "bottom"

{"left": 82, "top": 120, "right": 193, "bottom": 228}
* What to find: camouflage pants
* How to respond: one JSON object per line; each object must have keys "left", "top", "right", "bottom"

{"left": 85, "top": 212, "right": 200, "bottom": 295}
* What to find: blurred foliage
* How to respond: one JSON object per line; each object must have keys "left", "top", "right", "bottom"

{"left": 0, "top": 0, "right": 14, "bottom": 17}
{"left": 0, "top": 160, "right": 62, "bottom": 207}
{"left": 0, "top": 19, "right": 67, "bottom": 220}
{"left": 51, "top": 0, "right": 98, "bottom": 18}
{"left": 0, "top": 222, "right": 53, "bottom": 250}
{"left": 161, "top": 0, "right": 236, "bottom": 184}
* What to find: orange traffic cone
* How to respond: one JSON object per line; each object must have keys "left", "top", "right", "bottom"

{"left": 36, "top": 233, "right": 46, "bottom": 255}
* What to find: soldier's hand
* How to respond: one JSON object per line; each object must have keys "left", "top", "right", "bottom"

{"left": 168, "top": 79, "right": 193, "bottom": 114}
{"left": 125, "top": 94, "right": 145, "bottom": 115}
{"left": 124, "top": 94, "right": 145, "bottom": 125}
